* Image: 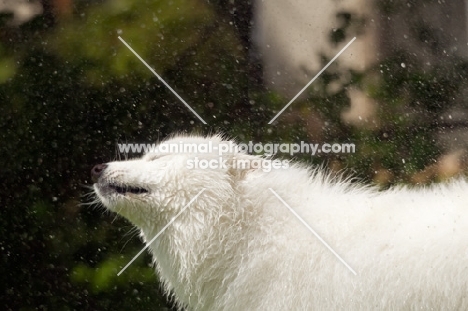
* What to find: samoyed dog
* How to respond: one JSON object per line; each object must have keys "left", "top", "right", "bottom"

{"left": 92, "top": 134, "right": 468, "bottom": 310}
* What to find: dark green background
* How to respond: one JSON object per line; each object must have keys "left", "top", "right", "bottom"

{"left": 1, "top": 0, "right": 466, "bottom": 309}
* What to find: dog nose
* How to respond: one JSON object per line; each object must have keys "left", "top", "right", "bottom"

{"left": 91, "top": 164, "right": 107, "bottom": 183}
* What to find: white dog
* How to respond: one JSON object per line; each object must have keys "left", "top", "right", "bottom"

{"left": 92, "top": 134, "right": 468, "bottom": 310}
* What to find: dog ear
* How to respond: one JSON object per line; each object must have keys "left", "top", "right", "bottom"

{"left": 227, "top": 153, "right": 262, "bottom": 181}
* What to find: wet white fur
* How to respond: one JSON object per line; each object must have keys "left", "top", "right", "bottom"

{"left": 94, "top": 134, "right": 468, "bottom": 310}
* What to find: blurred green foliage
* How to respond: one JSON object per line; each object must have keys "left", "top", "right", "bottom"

{"left": 1, "top": 0, "right": 467, "bottom": 310}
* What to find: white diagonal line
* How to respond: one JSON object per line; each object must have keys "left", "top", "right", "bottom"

{"left": 268, "top": 188, "right": 357, "bottom": 275}
{"left": 117, "top": 188, "right": 206, "bottom": 276}
{"left": 118, "top": 36, "right": 207, "bottom": 125}
{"left": 268, "top": 36, "right": 356, "bottom": 124}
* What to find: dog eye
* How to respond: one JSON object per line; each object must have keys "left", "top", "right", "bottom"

{"left": 146, "top": 154, "right": 169, "bottom": 161}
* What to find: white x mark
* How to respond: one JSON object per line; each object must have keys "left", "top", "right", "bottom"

{"left": 269, "top": 188, "right": 357, "bottom": 275}
{"left": 118, "top": 36, "right": 207, "bottom": 124}
{"left": 117, "top": 188, "right": 206, "bottom": 276}
{"left": 269, "top": 37, "right": 356, "bottom": 124}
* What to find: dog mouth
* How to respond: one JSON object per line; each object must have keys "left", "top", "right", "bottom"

{"left": 106, "top": 183, "right": 149, "bottom": 195}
